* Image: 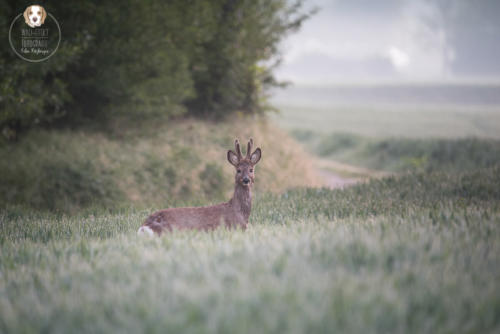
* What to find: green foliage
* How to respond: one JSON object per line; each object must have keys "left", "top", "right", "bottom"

{"left": 186, "top": 0, "right": 307, "bottom": 118}
{"left": 67, "top": 0, "right": 196, "bottom": 119}
{"left": 0, "top": 1, "right": 92, "bottom": 138}
{"left": 255, "top": 166, "right": 500, "bottom": 221}
{"left": 199, "top": 163, "right": 227, "bottom": 198}
{"left": 1, "top": 168, "right": 499, "bottom": 333}
{"left": 0, "top": 0, "right": 310, "bottom": 138}
{"left": 2, "top": 165, "right": 499, "bottom": 243}
{"left": 0, "top": 117, "right": 317, "bottom": 212}
{"left": 316, "top": 132, "right": 363, "bottom": 156}
{"left": 293, "top": 130, "right": 500, "bottom": 173}
{"left": 363, "top": 138, "right": 500, "bottom": 172}
{"left": 355, "top": 137, "right": 500, "bottom": 172}
{"left": 0, "top": 130, "right": 123, "bottom": 212}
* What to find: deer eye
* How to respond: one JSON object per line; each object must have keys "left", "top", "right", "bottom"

{"left": 250, "top": 169, "right": 253, "bottom": 172}
{"left": 237, "top": 169, "right": 241, "bottom": 173}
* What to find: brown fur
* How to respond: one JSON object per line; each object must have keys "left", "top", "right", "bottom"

{"left": 40, "top": 6, "right": 47, "bottom": 24}
{"left": 141, "top": 139, "right": 261, "bottom": 235}
{"left": 23, "top": 7, "right": 29, "bottom": 24}
{"left": 23, "top": 5, "right": 47, "bottom": 27}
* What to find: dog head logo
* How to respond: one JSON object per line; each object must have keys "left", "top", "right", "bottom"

{"left": 23, "top": 5, "right": 47, "bottom": 28}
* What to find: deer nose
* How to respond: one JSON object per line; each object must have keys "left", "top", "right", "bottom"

{"left": 242, "top": 177, "right": 250, "bottom": 184}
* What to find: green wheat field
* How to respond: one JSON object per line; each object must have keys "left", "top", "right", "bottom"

{"left": 1, "top": 169, "right": 500, "bottom": 333}
{"left": 1, "top": 100, "right": 500, "bottom": 332}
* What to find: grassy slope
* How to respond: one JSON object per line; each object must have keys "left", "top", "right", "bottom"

{"left": 293, "top": 130, "right": 500, "bottom": 173}
{"left": 273, "top": 92, "right": 500, "bottom": 174}
{"left": 2, "top": 102, "right": 500, "bottom": 332}
{"left": 1, "top": 167, "right": 499, "bottom": 333}
{"left": 0, "top": 116, "right": 320, "bottom": 212}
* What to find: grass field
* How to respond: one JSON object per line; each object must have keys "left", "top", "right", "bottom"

{"left": 2, "top": 85, "right": 500, "bottom": 332}
{"left": 0, "top": 116, "right": 319, "bottom": 213}
{"left": 271, "top": 84, "right": 500, "bottom": 139}
{"left": 271, "top": 84, "right": 500, "bottom": 174}
{"left": 292, "top": 131, "right": 500, "bottom": 173}
{"left": 1, "top": 167, "right": 499, "bottom": 333}
{"left": 271, "top": 104, "right": 500, "bottom": 139}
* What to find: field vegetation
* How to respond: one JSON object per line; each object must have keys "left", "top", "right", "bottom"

{"left": 292, "top": 130, "right": 500, "bottom": 173}
{"left": 0, "top": 117, "right": 319, "bottom": 212}
{"left": 1, "top": 84, "right": 500, "bottom": 332}
{"left": 5, "top": 1, "right": 499, "bottom": 332}
{"left": 273, "top": 86, "right": 500, "bottom": 173}
{"left": 1, "top": 164, "right": 499, "bottom": 332}
{"left": 1, "top": 0, "right": 311, "bottom": 137}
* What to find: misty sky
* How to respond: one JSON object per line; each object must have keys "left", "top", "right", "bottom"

{"left": 276, "top": 0, "right": 500, "bottom": 83}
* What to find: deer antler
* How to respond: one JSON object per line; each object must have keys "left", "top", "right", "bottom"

{"left": 246, "top": 138, "right": 253, "bottom": 159}
{"left": 235, "top": 139, "right": 243, "bottom": 160}
{"left": 139, "top": 137, "right": 262, "bottom": 235}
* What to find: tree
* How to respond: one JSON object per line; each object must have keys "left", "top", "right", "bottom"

{"left": 0, "top": 0, "right": 310, "bottom": 139}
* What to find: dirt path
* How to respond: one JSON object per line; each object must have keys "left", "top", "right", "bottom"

{"left": 317, "top": 169, "right": 359, "bottom": 188}
{"left": 314, "top": 158, "right": 391, "bottom": 189}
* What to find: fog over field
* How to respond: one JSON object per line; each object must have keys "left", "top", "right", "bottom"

{"left": 272, "top": 83, "right": 500, "bottom": 108}
{"left": 276, "top": 0, "right": 500, "bottom": 84}
{"left": 271, "top": 0, "right": 500, "bottom": 139}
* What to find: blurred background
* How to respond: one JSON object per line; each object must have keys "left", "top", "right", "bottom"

{"left": 1, "top": 0, "right": 500, "bottom": 211}
{"left": 271, "top": 0, "right": 500, "bottom": 186}
{"left": 277, "top": 0, "right": 500, "bottom": 83}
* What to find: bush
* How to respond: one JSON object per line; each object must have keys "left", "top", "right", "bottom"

{"left": 0, "top": 0, "right": 310, "bottom": 138}
{"left": 199, "top": 163, "right": 227, "bottom": 198}
{"left": 364, "top": 138, "right": 500, "bottom": 172}
{"left": 0, "top": 117, "right": 319, "bottom": 212}
{"left": 317, "top": 132, "right": 363, "bottom": 156}
{"left": 297, "top": 131, "right": 500, "bottom": 173}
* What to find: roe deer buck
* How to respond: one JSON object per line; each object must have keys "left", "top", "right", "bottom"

{"left": 138, "top": 138, "right": 261, "bottom": 235}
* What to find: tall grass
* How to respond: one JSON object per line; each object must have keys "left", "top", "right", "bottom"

{"left": 0, "top": 117, "right": 320, "bottom": 212}
{"left": 2, "top": 166, "right": 499, "bottom": 244}
{"left": 1, "top": 167, "right": 499, "bottom": 333}
{"left": 293, "top": 130, "right": 500, "bottom": 172}
{"left": 2, "top": 108, "right": 500, "bottom": 332}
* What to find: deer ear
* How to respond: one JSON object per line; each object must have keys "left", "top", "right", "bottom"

{"left": 227, "top": 150, "right": 239, "bottom": 166}
{"left": 250, "top": 148, "right": 261, "bottom": 165}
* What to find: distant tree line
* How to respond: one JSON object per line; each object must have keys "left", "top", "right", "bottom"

{"left": 0, "top": 0, "right": 310, "bottom": 139}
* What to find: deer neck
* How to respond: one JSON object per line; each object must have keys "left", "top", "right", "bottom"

{"left": 230, "top": 183, "right": 252, "bottom": 221}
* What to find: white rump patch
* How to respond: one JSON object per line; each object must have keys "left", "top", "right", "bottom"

{"left": 137, "top": 226, "right": 154, "bottom": 236}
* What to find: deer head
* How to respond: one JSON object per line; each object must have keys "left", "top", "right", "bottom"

{"left": 139, "top": 138, "right": 262, "bottom": 235}
{"left": 227, "top": 138, "right": 261, "bottom": 187}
